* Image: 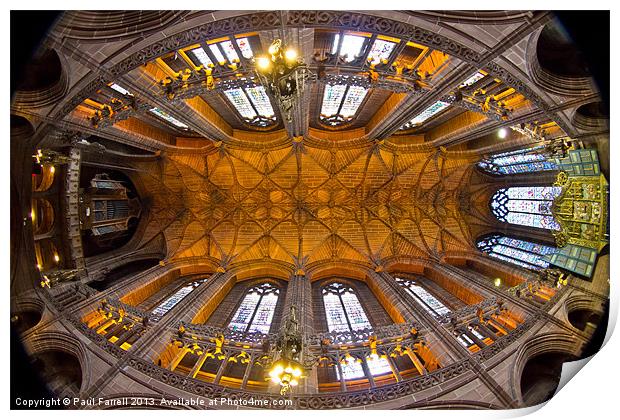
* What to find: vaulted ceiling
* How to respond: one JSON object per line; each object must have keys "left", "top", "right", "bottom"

{"left": 132, "top": 144, "right": 478, "bottom": 271}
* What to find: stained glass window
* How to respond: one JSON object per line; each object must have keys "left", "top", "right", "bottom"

{"left": 235, "top": 37, "right": 253, "bottom": 59}
{"left": 400, "top": 100, "right": 451, "bottom": 130}
{"left": 228, "top": 283, "right": 279, "bottom": 334}
{"left": 477, "top": 145, "right": 559, "bottom": 175}
{"left": 109, "top": 83, "right": 131, "bottom": 96}
{"left": 367, "top": 39, "right": 396, "bottom": 65}
{"left": 224, "top": 86, "right": 276, "bottom": 127}
{"left": 395, "top": 278, "right": 451, "bottom": 318}
{"left": 208, "top": 44, "right": 226, "bottom": 64}
{"left": 189, "top": 47, "right": 213, "bottom": 68}
{"left": 332, "top": 34, "right": 365, "bottom": 62}
{"left": 323, "top": 282, "right": 392, "bottom": 379}
{"left": 459, "top": 71, "right": 486, "bottom": 88}
{"left": 491, "top": 186, "right": 562, "bottom": 230}
{"left": 320, "top": 83, "right": 368, "bottom": 126}
{"left": 220, "top": 40, "right": 240, "bottom": 62}
{"left": 477, "top": 234, "right": 557, "bottom": 270}
{"left": 151, "top": 279, "right": 207, "bottom": 320}
{"left": 149, "top": 107, "right": 189, "bottom": 129}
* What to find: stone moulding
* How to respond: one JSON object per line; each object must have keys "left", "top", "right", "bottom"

{"left": 126, "top": 356, "right": 474, "bottom": 409}
{"left": 53, "top": 10, "right": 556, "bottom": 130}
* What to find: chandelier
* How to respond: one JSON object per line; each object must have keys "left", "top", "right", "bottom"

{"left": 266, "top": 305, "right": 306, "bottom": 395}
{"left": 254, "top": 39, "right": 312, "bottom": 124}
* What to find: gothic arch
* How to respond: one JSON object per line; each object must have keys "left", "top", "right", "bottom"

{"left": 572, "top": 101, "right": 609, "bottom": 132}
{"left": 26, "top": 331, "right": 92, "bottom": 395}
{"left": 526, "top": 22, "right": 594, "bottom": 97}
{"left": 510, "top": 332, "right": 582, "bottom": 406}
{"left": 13, "top": 48, "right": 70, "bottom": 109}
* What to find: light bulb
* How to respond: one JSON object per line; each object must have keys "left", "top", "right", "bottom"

{"left": 54, "top": 254, "right": 60, "bottom": 263}
{"left": 284, "top": 48, "right": 298, "bottom": 62}
{"left": 497, "top": 128, "right": 508, "bottom": 139}
{"left": 50, "top": 166, "right": 55, "bottom": 174}
{"left": 494, "top": 278, "right": 502, "bottom": 287}
{"left": 256, "top": 56, "right": 271, "bottom": 71}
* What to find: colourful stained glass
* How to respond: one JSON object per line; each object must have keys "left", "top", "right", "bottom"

{"left": 235, "top": 37, "right": 253, "bottom": 59}
{"left": 220, "top": 40, "right": 240, "bottom": 62}
{"left": 228, "top": 283, "right": 279, "bottom": 333}
{"left": 367, "top": 39, "right": 396, "bottom": 65}
{"left": 459, "top": 71, "right": 485, "bottom": 88}
{"left": 324, "top": 282, "right": 392, "bottom": 380}
{"left": 209, "top": 44, "right": 226, "bottom": 64}
{"left": 401, "top": 100, "right": 450, "bottom": 129}
{"left": 396, "top": 278, "right": 451, "bottom": 318}
{"left": 477, "top": 146, "right": 559, "bottom": 175}
{"left": 150, "top": 279, "right": 206, "bottom": 320}
{"left": 245, "top": 86, "right": 275, "bottom": 118}
{"left": 321, "top": 84, "right": 347, "bottom": 118}
{"left": 189, "top": 47, "right": 213, "bottom": 68}
{"left": 477, "top": 234, "right": 557, "bottom": 271}
{"left": 149, "top": 107, "right": 189, "bottom": 129}
{"left": 332, "top": 34, "right": 365, "bottom": 62}
{"left": 491, "top": 187, "right": 562, "bottom": 230}
{"left": 224, "top": 88, "right": 258, "bottom": 120}
{"left": 340, "top": 86, "right": 368, "bottom": 118}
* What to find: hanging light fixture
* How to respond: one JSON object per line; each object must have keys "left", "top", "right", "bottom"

{"left": 254, "top": 39, "right": 313, "bottom": 123}
{"left": 266, "top": 305, "right": 307, "bottom": 395}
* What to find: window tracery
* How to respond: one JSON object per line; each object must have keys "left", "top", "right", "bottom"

{"left": 490, "top": 186, "right": 562, "bottom": 230}
{"left": 322, "top": 282, "right": 392, "bottom": 379}
{"left": 228, "top": 282, "right": 280, "bottom": 334}
{"left": 399, "top": 100, "right": 451, "bottom": 130}
{"left": 319, "top": 83, "right": 368, "bottom": 126}
{"left": 395, "top": 278, "right": 451, "bottom": 318}
{"left": 223, "top": 86, "right": 277, "bottom": 127}
{"left": 477, "top": 234, "right": 557, "bottom": 270}
{"left": 477, "top": 145, "right": 559, "bottom": 175}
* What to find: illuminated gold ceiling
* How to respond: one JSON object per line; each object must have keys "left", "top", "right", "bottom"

{"left": 132, "top": 143, "right": 478, "bottom": 271}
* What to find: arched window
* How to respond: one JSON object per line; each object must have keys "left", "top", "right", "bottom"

{"left": 491, "top": 186, "right": 562, "bottom": 230}
{"left": 477, "top": 234, "right": 557, "bottom": 270}
{"left": 478, "top": 145, "right": 559, "bottom": 175}
{"left": 223, "top": 86, "right": 277, "bottom": 127}
{"left": 322, "top": 282, "right": 392, "bottom": 379}
{"left": 395, "top": 278, "right": 451, "bottom": 318}
{"left": 228, "top": 283, "right": 279, "bottom": 334}
{"left": 151, "top": 278, "right": 208, "bottom": 321}
{"left": 320, "top": 83, "right": 368, "bottom": 126}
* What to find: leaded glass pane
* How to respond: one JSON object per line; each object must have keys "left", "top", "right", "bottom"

{"left": 403, "top": 100, "right": 450, "bottom": 128}
{"left": 491, "top": 187, "right": 562, "bottom": 230}
{"left": 209, "top": 44, "right": 226, "bottom": 63}
{"left": 245, "top": 86, "right": 275, "bottom": 118}
{"left": 151, "top": 285, "right": 196, "bottom": 318}
{"left": 320, "top": 84, "right": 347, "bottom": 117}
{"left": 338, "top": 34, "right": 365, "bottom": 62}
{"left": 477, "top": 235, "right": 557, "bottom": 271}
{"left": 228, "top": 291, "right": 261, "bottom": 332}
{"left": 340, "top": 291, "right": 372, "bottom": 331}
{"left": 189, "top": 47, "right": 213, "bottom": 68}
{"left": 220, "top": 40, "right": 240, "bottom": 62}
{"left": 338, "top": 360, "right": 365, "bottom": 379}
{"left": 366, "top": 356, "right": 392, "bottom": 376}
{"left": 323, "top": 292, "right": 350, "bottom": 333}
{"left": 406, "top": 284, "right": 451, "bottom": 317}
{"left": 248, "top": 292, "right": 278, "bottom": 334}
{"left": 224, "top": 88, "right": 258, "bottom": 119}
{"left": 110, "top": 83, "right": 131, "bottom": 95}
{"left": 149, "top": 108, "right": 189, "bottom": 129}
{"left": 459, "top": 71, "right": 485, "bottom": 88}
{"left": 340, "top": 86, "right": 368, "bottom": 118}
{"left": 367, "top": 39, "right": 395, "bottom": 65}
{"left": 235, "top": 37, "right": 253, "bottom": 58}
